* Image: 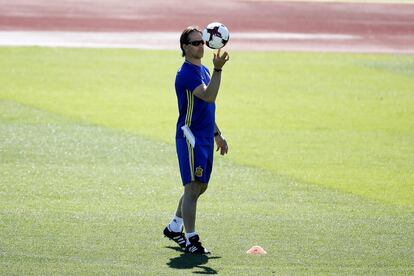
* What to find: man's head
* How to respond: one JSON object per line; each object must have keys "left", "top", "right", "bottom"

{"left": 180, "top": 26, "right": 204, "bottom": 59}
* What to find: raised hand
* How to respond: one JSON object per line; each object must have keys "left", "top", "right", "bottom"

{"left": 213, "top": 48, "right": 230, "bottom": 70}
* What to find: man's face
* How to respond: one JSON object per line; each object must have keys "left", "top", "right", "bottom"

{"left": 185, "top": 31, "right": 204, "bottom": 59}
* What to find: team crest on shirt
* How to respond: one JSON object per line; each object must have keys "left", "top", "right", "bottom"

{"left": 195, "top": 166, "right": 203, "bottom": 177}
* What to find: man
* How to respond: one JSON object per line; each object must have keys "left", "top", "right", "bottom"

{"left": 163, "top": 26, "right": 229, "bottom": 254}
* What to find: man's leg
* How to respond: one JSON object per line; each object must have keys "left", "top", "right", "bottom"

{"left": 181, "top": 181, "right": 210, "bottom": 254}
{"left": 163, "top": 195, "right": 186, "bottom": 248}
{"left": 175, "top": 194, "right": 183, "bottom": 218}
{"left": 167, "top": 195, "right": 184, "bottom": 233}
{"left": 182, "top": 181, "right": 207, "bottom": 233}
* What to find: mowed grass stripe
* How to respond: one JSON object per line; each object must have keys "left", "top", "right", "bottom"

{"left": 0, "top": 47, "right": 413, "bottom": 208}
{"left": 1, "top": 101, "right": 413, "bottom": 274}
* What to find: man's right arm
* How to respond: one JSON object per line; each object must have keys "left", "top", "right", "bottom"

{"left": 193, "top": 70, "right": 222, "bottom": 103}
{"left": 193, "top": 49, "right": 229, "bottom": 103}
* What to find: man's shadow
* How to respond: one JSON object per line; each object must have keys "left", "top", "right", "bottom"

{"left": 166, "top": 246, "right": 221, "bottom": 274}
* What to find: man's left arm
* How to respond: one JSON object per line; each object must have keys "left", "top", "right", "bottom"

{"left": 214, "top": 123, "right": 228, "bottom": 155}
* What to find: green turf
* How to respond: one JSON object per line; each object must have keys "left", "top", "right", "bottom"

{"left": 1, "top": 100, "right": 413, "bottom": 274}
{"left": 0, "top": 47, "right": 413, "bottom": 274}
{"left": 0, "top": 47, "right": 413, "bottom": 207}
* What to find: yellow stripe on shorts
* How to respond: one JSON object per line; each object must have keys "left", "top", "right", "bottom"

{"left": 186, "top": 139, "right": 195, "bottom": 181}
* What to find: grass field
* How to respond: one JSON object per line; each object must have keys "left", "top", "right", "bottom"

{"left": 1, "top": 47, "right": 413, "bottom": 274}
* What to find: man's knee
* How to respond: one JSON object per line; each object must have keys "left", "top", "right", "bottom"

{"left": 184, "top": 181, "right": 208, "bottom": 199}
{"left": 199, "top": 183, "right": 208, "bottom": 195}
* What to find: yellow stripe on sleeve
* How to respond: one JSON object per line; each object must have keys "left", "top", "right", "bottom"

{"left": 185, "top": 90, "right": 194, "bottom": 127}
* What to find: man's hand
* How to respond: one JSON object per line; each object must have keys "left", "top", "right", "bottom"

{"left": 213, "top": 48, "right": 230, "bottom": 70}
{"left": 215, "top": 134, "right": 228, "bottom": 156}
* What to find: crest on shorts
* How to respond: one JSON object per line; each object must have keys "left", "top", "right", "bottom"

{"left": 195, "top": 166, "right": 203, "bottom": 177}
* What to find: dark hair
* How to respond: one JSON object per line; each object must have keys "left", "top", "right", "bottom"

{"left": 180, "top": 26, "right": 202, "bottom": 57}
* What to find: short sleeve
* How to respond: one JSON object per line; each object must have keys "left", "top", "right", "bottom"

{"left": 182, "top": 67, "right": 204, "bottom": 93}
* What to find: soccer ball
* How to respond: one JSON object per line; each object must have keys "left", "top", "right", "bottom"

{"left": 202, "top": 22, "right": 230, "bottom": 49}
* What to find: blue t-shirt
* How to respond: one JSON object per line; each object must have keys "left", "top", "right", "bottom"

{"left": 175, "top": 61, "right": 215, "bottom": 139}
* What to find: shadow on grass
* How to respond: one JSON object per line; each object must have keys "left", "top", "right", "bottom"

{"left": 166, "top": 246, "right": 221, "bottom": 274}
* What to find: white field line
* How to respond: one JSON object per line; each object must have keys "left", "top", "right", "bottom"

{"left": 232, "top": 32, "right": 358, "bottom": 40}
{"left": 242, "top": 0, "right": 414, "bottom": 3}
{"left": 0, "top": 31, "right": 361, "bottom": 49}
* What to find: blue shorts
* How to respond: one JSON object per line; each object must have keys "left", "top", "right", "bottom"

{"left": 176, "top": 136, "right": 214, "bottom": 185}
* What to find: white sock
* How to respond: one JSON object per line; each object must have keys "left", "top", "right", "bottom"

{"left": 185, "top": 231, "right": 197, "bottom": 246}
{"left": 168, "top": 215, "right": 183, "bottom": 232}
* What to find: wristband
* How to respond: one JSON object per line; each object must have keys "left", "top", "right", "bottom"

{"left": 214, "top": 132, "right": 220, "bottom": 137}
{"left": 214, "top": 68, "right": 222, "bottom": 72}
